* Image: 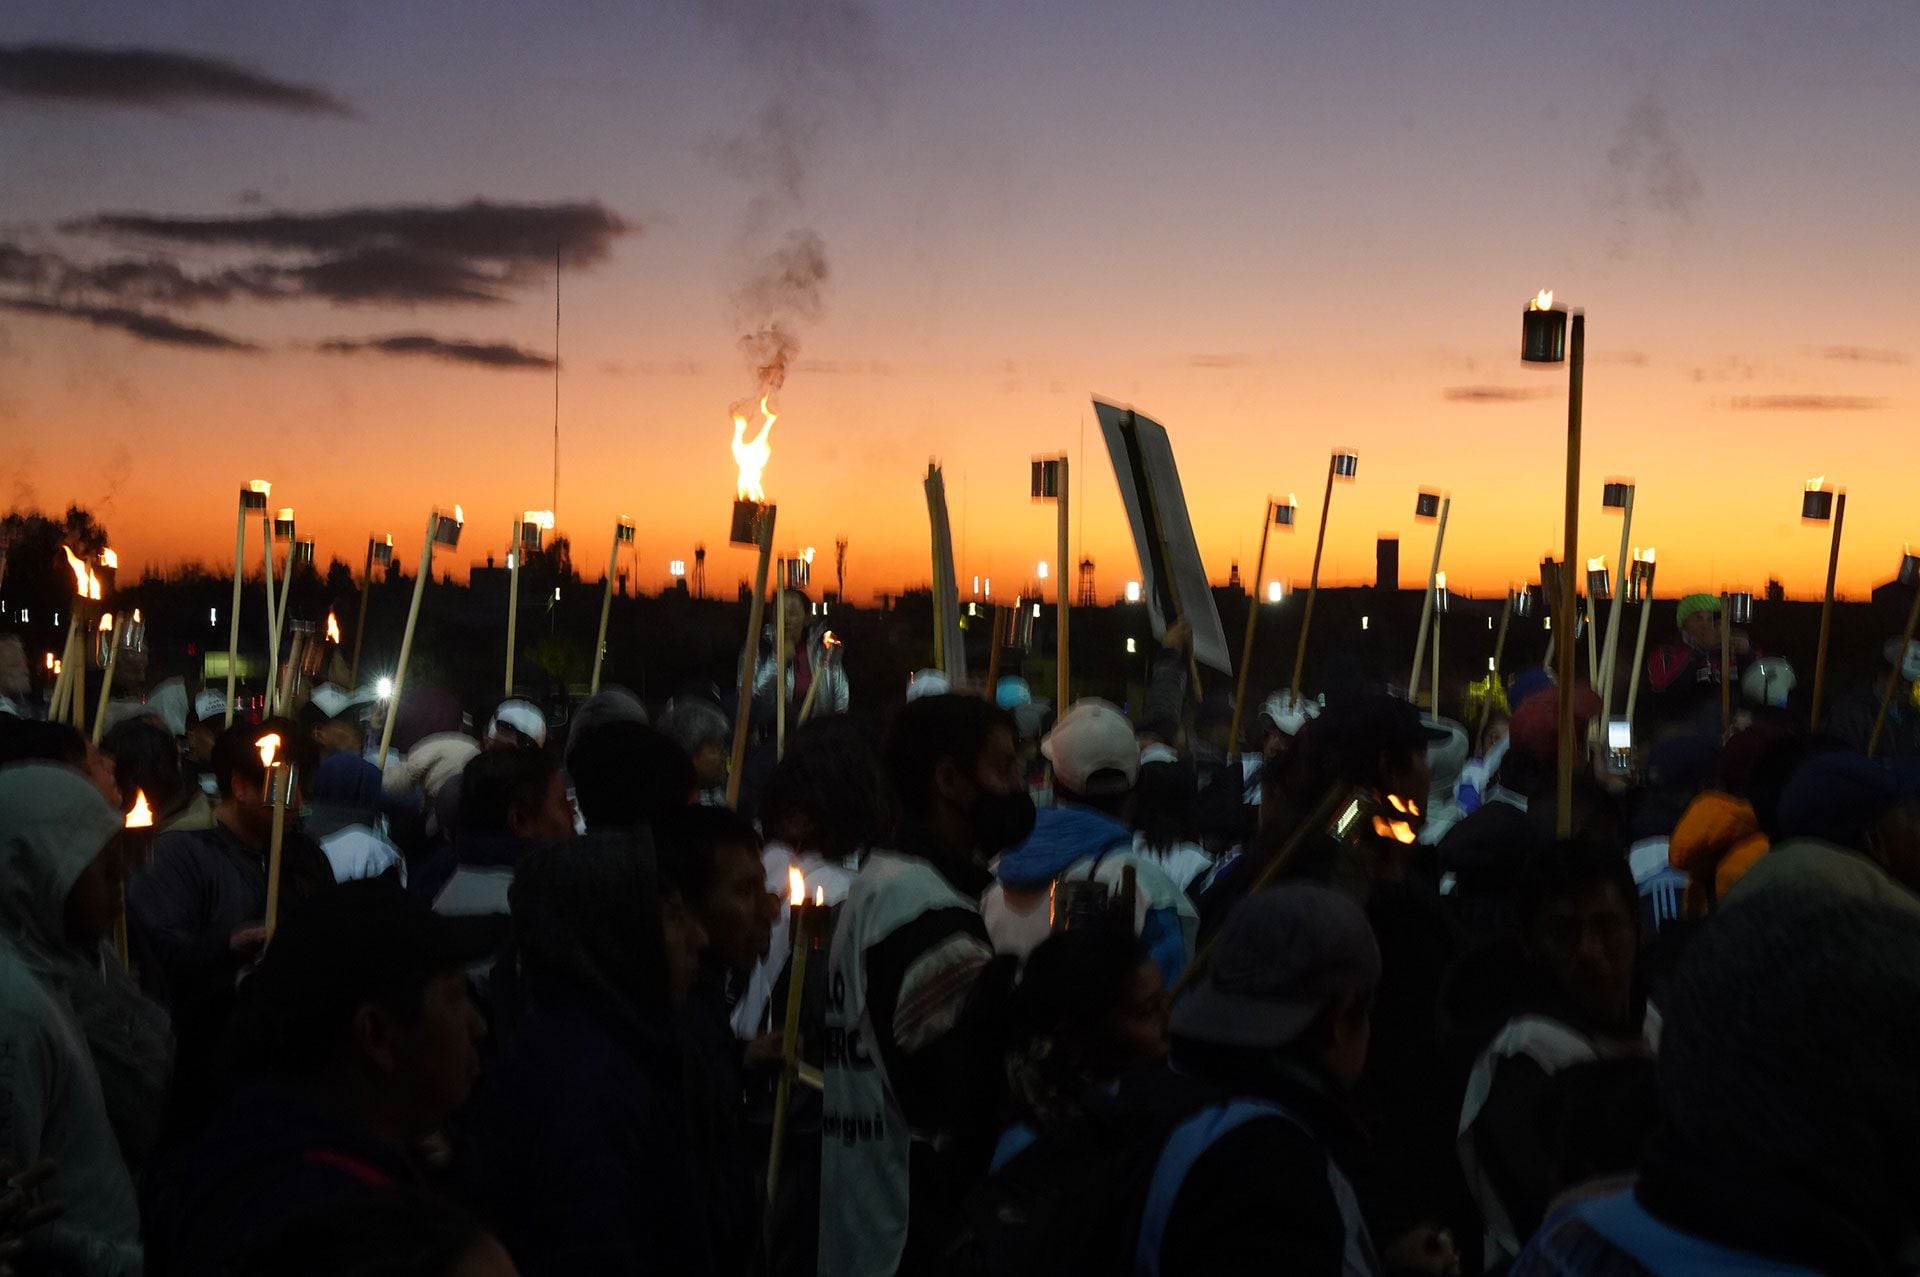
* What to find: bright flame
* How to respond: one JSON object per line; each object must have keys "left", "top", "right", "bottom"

{"left": 1435, "top": 572, "right": 1447, "bottom": 592}
{"left": 62, "top": 546, "right": 102, "bottom": 600}
{"left": 98, "top": 547, "right": 117, "bottom": 570}
{"left": 1529, "top": 288, "right": 1555, "bottom": 311}
{"left": 522, "top": 510, "right": 555, "bottom": 530}
{"left": 384, "top": 534, "right": 394, "bottom": 548}
{"left": 256, "top": 733, "right": 282, "bottom": 769}
{"left": 98, "top": 613, "right": 113, "bottom": 632}
{"left": 1643, "top": 547, "right": 1657, "bottom": 564}
{"left": 1371, "top": 815, "right": 1418, "bottom": 844}
{"left": 44, "top": 652, "right": 54, "bottom": 670}
{"left": 788, "top": 865, "right": 806, "bottom": 907}
{"left": 814, "top": 885, "right": 825, "bottom": 907}
{"left": 801, "top": 546, "right": 815, "bottom": 564}
{"left": 823, "top": 630, "right": 842, "bottom": 650}
{"left": 53, "top": 659, "right": 62, "bottom": 675}
{"left": 325, "top": 611, "right": 342, "bottom": 643}
{"left": 453, "top": 504, "right": 465, "bottom": 525}
{"left": 732, "top": 396, "right": 776, "bottom": 502}
{"left": 1807, "top": 476, "right": 1825, "bottom": 492}
{"left": 275, "top": 507, "right": 295, "bottom": 524}
{"left": 249, "top": 479, "right": 271, "bottom": 495}
{"left": 132, "top": 609, "right": 141, "bottom": 623}
{"left": 126, "top": 790, "right": 153, "bottom": 829}
{"left": 1587, "top": 556, "right": 1607, "bottom": 572}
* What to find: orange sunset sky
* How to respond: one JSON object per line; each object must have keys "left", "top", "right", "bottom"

{"left": 3, "top": 2, "right": 1917, "bottom": 605}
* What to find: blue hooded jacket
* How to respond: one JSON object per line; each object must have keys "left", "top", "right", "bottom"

{"left": 996, "top": 806, "right": 1190, "bottom": 985}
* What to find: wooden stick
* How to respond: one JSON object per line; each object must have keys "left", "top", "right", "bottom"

{"left": 67, "top": 618, "right": 87, "bottom": 734}
{"left": 765, "top": 900, "right": 814, "bottom": 1219}
{"left": 278, "top": 632, "right": 305, "bottom": 716}
{"left": 1585, "top": 590, "right": 1601, "bottom": 690}
{"left": 226, "top": 496, "right": 248, "bottom": 726}
{"left": 985, "top": 605, "right": 1007, "bottom": 695}
{"left": 1719, "top": 592, "right": 1733, "bottom": 735}
{"left": 261, "top": 513, "right": 279, "bottom": 716}
{"left": 1408, "top": 496, "right": 1450, "bottom": 704}
{"left": 1868, "top": 582, "right": 1920, "bottom": 758}
{"left": 796, "top": 653, "right": 827, "bottom": 727}
{"left": 1556, "top": 314, "right": 1585, "bottom": 840}
{"left": 349, "top": 539, "right": 375, "bottom": 691}
{"left": 1810, "top": 493, "right": 1846, "bottom": 731}
{"left": 49, "top": 612, "right": 79, "bottom": 719}
{"left": 1491, "top": 593, "right": 1515, "bottom": 676}
{"left": 1057, "top": 455, "right": 1071, "bottom": 715}
{"left": 92, "top": 615, "right": 125, "bottom": 744}
{"left": 1228, "top": 501, "right": 1275, "bottom": 757}
{"left": 273, "top": 538, "right": 297, "bottom": 679}
{"left": 1431, "top": 608, "right": 1442, "bottom": 714}
{"left": 1291, "top": 459, "right": 1338, "bottom": 702}
{"left": 376, "top": 515, "right": 438, "bottom": 769}
{"left": 264, "top": 762, "right": 291, "bottom": 940}
{"left": 727, "top": 509, "right": 776, "bottom": 810}
{"left": 504, "top": 521, "right": 523, "bottom": 699}
{"left": 775, "top": 559, "right": 789, "bottom": 760}
{"left": 591, "top": 523, "right": 621, "bottom": 694}
{"left": 1599, "top": 489, "right": 1634, "bottom": 719}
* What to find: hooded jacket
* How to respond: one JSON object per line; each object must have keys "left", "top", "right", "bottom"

{"left": 982, "top": 805, "right": 1196, "bottom": 986}
{"left": 1666, "top": 793, "right": 1769, "bottom": 916}
{"left": 0, "top": 762, "right": 159, "bottom": 1275}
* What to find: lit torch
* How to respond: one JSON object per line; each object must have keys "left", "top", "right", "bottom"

{"left": 116, "top": 788, "right": 156, "bottom": 969}
{"left": 1625, "top": 548, "right": 1660, "bottom": 725}
{"left": 796, "top": 630, "right": 841, "bottom": 727}
{"left": 258, "top": 731, "right": 294, "bottom": 939}
{"left": 726, "top": 399, "right": 780, "bottom": 809}
{"left": 768, "top": 859, "right": 824, "bottom": 1214}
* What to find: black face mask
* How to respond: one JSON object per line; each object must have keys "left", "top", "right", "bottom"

{"left": 968, "top": 787, "right": 1037, "bottom": 854}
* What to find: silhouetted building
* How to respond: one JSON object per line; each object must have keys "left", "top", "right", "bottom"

{"left": 1376, "top": 538, "right": 1399, "bottom": 590}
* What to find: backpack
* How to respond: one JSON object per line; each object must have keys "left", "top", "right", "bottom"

{"left": 939, "top": 1098, "right": 1290, "bottom": 1277}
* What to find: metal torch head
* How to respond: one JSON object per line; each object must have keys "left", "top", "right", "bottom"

{"left": 615, "top": 519, "right": 637, "bottom": 544}
{"left": 730, "top": 499, "right": 772, "bottom": 547}
{"left": 1031, "top": 456, "right": 1064, "bottom": 502}
{"left": 1332, "top": 450, "right": 1360, "bottom": 480}
{"left": 1726, "top": 592, "right": 1754, "bottom": 625}
{"left": 1603, "top": 481, "right": 1634, "bottom": 510}
{"left": 371, "top": 535, "right": 394, "bottom": 566}
{"left": 432, "top": 508, "right": 464, "bottom": 548}
{"left": 242, "top": 480, "right": 271, "bottom": 512}
{"left": 272, "top": 509, "right": 296, "bottom": 541}
{"left": 291, "top": 539, "right": 315, "bottom": 567}
{"left": 1802, "top": 487, "right": 1835, "bottom": 522}
{"left": 1273, "top": 498, "right": 1297, "bottom": 528}
{"left": 1415, "top": 490, "right": 1442, "bottom": 520}
{"left": 1510, "top": 587, "right": 1536, "bottom": 619}
{"left": 1521, "top": 290, "right": 1569, "bottom": 363}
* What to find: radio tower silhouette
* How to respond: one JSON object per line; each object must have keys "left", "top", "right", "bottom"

{"left": 1077, "top": 557, "right": 1096, "bottom": 608}
{"left": 692, "top": 544, "right": 707, "bottom": 600}
{"left": 835, "top": 537, "right": 848, "bottom": 601}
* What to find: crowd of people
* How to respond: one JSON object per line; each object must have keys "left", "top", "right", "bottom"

{"left": 2, "top": 587, "right": 1919, "bottom": 1276}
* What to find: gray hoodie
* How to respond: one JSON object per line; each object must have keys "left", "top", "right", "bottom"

{"left": 0, "top": 762, "right": 164, "bottom": 1275}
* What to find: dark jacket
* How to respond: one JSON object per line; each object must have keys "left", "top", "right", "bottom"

{"left": 1826, "top": 683, "right": 1920, "bottom": 760}
{"left": 144, "top": 1081, "right": 423, "bottom": 1276}
{"left": 1123, "top": 1051, "right": 1379, "bottom": 1277}
{"left": 681, "top": 962, "right": 757, "bottom": 1277}
{"left": 466, "top": 991, "right": 714, "bottom": 1276}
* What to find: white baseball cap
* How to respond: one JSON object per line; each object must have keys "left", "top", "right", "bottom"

{"left": 1042, "top": 698, "right": 1140, "bottom": 796}
{"left": 489, "top": 698, "right": 548, "bottom": 748}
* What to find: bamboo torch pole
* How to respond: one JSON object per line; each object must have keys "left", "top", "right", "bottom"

{"left": 92, "top": 615, "right": 125, "bottom": 744}
{"left": 349, "top": 538, "right": 376, "bottom": 690}
{"left": 1868, "top": 574, "right": 1920, "bottom": 759}
{"left": 1291, "top": 457, "right": 1340, "bottom": 702}
{"left": 1408, "top": 496, "right": 1450, "bottom": 704}
{"left": 985, "top": 605, "right": 1007, "bottom": 696}
{"left": 1719, "top": 592, "right": 1734, "bottom": 735}
{"left": 775, "top": 558, "right": 789, "bottom": 760}
{"left": 261, "top": 510, "right": 279, "bottom": 715}
{"left": 727, "top": 508, "right": 776, "bottom": 810}
{"left": 226, "top": 491, "right": 252, "bottom": 726}
{"left": 377, "top": 514, "right": 440, "bottom": 769}
{"left": 1810, "top": 493, "right": 1847, "bottom": 732}
{"left": 1599, "top": 488, "right": 1635, "bottom": 719}
{"left": 1057, "top": 455, "right": 1071, "bottom": 715}
{"left": 505, "top": 520, "right": 523, "bottom": 698}
{"left": 1228, "top": 500, "right": 1275, "bottom": 757}
{"left": 1625, "top": 556, "right": 1657, "bottom": 726}
{"left": 1555, "top": 314, "right": 1585, "bottom": 840}
{"left": 591, "top": 522, "right": 623, "bottom": 694}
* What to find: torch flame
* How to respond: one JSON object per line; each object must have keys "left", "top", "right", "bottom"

{"left": 44, "top": 653, "right": 54, "bottom": 670}
{"left": 1644, "top": 547, "right": 1657, "bottom": 564}
{"left": 788, "top": 865, "right": 806, "bottom": 906}
{"left": 126, "top": 790, "right": 153, "bottom": 829}
{"left": 325, "top": 611, "right": 342, "bottom": 643}
{"left": 823, "top": 630, "right": 841, "bottom": 650}
{"left": 1435, "top": 571, "right": 1447, "bottom": 592}
{"left": 1588, "top": 556, "right": 1607, "bottom": 572}
{"left": 132, "top": 608, "right": 141, "bottom": 623}
{"left": 99, "top": 613, "right": 113, "bottom": 632}
{"left": 1529, "top": 288, "right": 1555, "bottom": 311}
{"left": 732, "top": 396, "right": 776, "bottom": 502}
{"left": 275, "top": 507, "right": 295, "bottom": 524}
{"left": 99, "top": 547, "right": 118, "bottom": 570}
{"left": 814, "top": 885, "right": 825, "bottom": 907}
{"left": 1807, "top": 476, "right": 1825, "bottom": 492}
{"left": 249, "top": 479, "right": 271, "bottom": 495}
{"left": 522, "top": 510, "right": 555, "bottom": 531}
{"left": 256, "top": 733, "right": 281, "bottom": 769}
{"left": 62, "top": 545, "right": 102, "bottom": 600}
{"left": 453, "top": 504, "right": 464, "bottom": 525}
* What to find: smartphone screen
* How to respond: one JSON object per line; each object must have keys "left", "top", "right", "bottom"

{"left": 1607, "top": 717, "right": 1632, "bottom": 751}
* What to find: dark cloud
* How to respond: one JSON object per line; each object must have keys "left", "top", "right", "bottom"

{"left": 0, "top": 44, "right": 349, "bottom": 115}
{"left": 0, "top": 296, "right": 259, "bottom": 350}
{"left": 1820, "top": 345, "right": 1906, "bottom": 365}
{"left": 72, "top": 200, "right": 627, "bottom": 269}
{"left": 317, "top": 333, "right": 555, "bottom": 370}
{"left": 1442, "top": 385, "right": 1553, "bottom": 402}
{"left": 1729, "top": 394, "right": 1885, "bottom": 412}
